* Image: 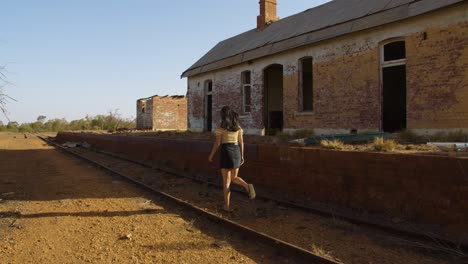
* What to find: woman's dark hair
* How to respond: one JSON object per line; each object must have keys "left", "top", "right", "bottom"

{"left": 220, "top": 106, "right": 241, "bottom": 132}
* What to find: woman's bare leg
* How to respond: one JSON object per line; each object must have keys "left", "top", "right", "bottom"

{"left": 221, "top": 169, "right": 232, "bottom": 210}
{"left": 231, "top": 168, "right": 249, "bottom": 192}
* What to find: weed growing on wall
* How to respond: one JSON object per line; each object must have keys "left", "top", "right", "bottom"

{"left": 371, "top": 137, "right": 397, "bottom": 152}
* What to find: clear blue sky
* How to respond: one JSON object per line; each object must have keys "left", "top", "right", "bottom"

{"left": 1, "top": 0, "right": 331, "bottom": 124}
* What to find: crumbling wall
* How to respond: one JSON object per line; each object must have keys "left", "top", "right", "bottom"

{"left": 187, "top": 75, "right": 213, "bottom": 132}
{"left": 136, "top": 98, "right": 154, "bottom": 130}
{"left": 152, "top": 96, "right": 188, "bottom": 131}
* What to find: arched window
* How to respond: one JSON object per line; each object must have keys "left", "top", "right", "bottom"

{"left": 380, "top": 39, "right": 407, "bottom": 132}
{"left": 141, "top": 101, "right": 146, "bottom": 113}
{"left": 382, "top": 40, "right": 406, "bottom": 66}
{"left": 205, "top": 80, "right": 213, "bottom": 94}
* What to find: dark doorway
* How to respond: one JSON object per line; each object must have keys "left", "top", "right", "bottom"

{"left": 382, "top": 40, "right": 407, "bottom": 132}
{"left": 205, "top": 80, "right": 213, "bottom": 132}
{"left": 382, "top": 66, "right": 407, "bottom": 132}
{"left": 263, "top": 64, "right": 283, "bottom": 135}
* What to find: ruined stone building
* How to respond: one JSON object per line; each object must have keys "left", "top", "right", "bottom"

{"left": 182, "top": 0, "right": 468, "bottom": 135}
{"left": 136, "top": 95, "right": 187, "bottom": 131}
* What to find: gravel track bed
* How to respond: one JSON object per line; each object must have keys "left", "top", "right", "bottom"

{"left": 68, "top": 146, "right": 462, "bottom": 264}
{"left": 0, "top": 133, "right": 295, "bottom": 263}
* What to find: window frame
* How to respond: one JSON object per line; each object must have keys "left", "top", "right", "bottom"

{"left": 380, "top": 39, "right": 406, "bottom": 68}
{"left": 298, "top": 56, "right": 314, "bottom": 112}
{"left": 204, "top": 79, "right": 214, "bottom": 132}
{"left": 379, "top": 38, "right": 407, "bottom": 132}
{"left": 141, "top": 101, "right": 146, "bottom": 113}
{"left": 241, "top": 71, "right": 252, "bottom": 114}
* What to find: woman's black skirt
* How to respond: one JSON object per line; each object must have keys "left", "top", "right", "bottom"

{"left": 220, "top": 143, "right": 241, "bottom": 169}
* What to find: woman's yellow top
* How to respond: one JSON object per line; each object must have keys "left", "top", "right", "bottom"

{"left": 215, "top": 127, "right": 243, "bottom": 144}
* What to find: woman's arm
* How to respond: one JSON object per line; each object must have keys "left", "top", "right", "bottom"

{"left": 208, "top": 132, "right": 222, "bottom": 162}
{"left": 238, "top": 130, "right": 244, "bottom": 165}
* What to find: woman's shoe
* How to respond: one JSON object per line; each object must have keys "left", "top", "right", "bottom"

{"left": 248, "top": 184, "right": 256, "bottom": 199}
{"left": 222, "top": 206, "right": 233, "bottom": 213}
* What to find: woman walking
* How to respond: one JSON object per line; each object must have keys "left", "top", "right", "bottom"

{"left": 208, "top": 106, "right": 255, "bottom": 212}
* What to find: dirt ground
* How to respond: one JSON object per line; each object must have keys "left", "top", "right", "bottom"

{"left": 67, "top": 144, "right": 464, "bottom": 264}
{"left": 0, "top": 132, "right": 289, "bottom": 263}
{"left": 1, "top": 132, "right": 465, "bottom": 264}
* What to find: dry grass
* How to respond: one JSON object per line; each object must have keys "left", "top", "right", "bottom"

{"left": 387, "top": 235, "right": 468, "bottom": 261}
{"left": 104, "top": 130, "right": 466, "bottom": 155}
{"left": 370, "top": 137, "right": 398, "bottom": 152}
{"left": 311, "top": 244, "right": 337, "bottom": 261}
{"left": 320, "top": 139, "right": 345, "bottom": 150}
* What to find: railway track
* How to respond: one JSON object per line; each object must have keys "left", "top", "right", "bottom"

{"left": 39, "top": 135, "right": 467, "bottom": 263}
{"left": 38, "top": 135, "right": 341, "bottom": 264}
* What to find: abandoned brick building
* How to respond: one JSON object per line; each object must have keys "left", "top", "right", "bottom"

{"left": 136, "top": 95, "right": 187, "bottom": 131}
{"left": 182, "top": 0, "right": 468, "bottom": 135}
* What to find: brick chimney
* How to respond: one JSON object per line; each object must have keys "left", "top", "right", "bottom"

{"left": 257, "top": 0, "right": 279, "bottom": 31}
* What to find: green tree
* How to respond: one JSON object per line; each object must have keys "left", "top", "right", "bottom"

{"left": 6, "top": 121, "right": 19, "bottom": 131}
{"left": 91, "top": 115, "right": 105, "bottom": 130}
{"left": 37, "top": 115, "right": 47, "bottom": 123}
{"left": 19, "top": 123, "right": 33, "bottom": 133}
{"left": 44, "top": 118, "right": 68, "bottom": 132}
{"left": 69, "top": 118, "right": 90, "bottom": 131}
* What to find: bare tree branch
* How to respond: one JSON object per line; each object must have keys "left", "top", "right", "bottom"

{"left": 0, "top": 64, "right": 16, "bottom": 121}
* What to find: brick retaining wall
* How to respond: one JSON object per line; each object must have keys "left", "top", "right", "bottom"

{"left": 56, "top": 132, "right": 468, "bottom": 239}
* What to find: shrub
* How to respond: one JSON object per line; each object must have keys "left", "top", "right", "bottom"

{"left": 320, "top": 139, "right": 345, "bottom": 150}
{"left": 371, "top": 137, "right": 397, "bottom": 152}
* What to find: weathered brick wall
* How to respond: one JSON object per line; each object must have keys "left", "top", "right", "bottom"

{"left": 56, "top": 132, "right": 468, "bottom": 241}
{"left": 187, "top": 72, "right": 265, "bottom": 133}
{"left": 285, "top": 47, "right": 381, "bottom": 131}
{"left": 152, "top": 96, "right": 187, "bottom": 131}
{"left": 186, "top": 3, "right": 468, "bottom": 134}
{"left": 406, "top": 20, "right": 468, "bottom": 130}
{"left": 136, "top": 98, "right": 154, "bottom": 130}
{"left": 137, "top": 96, "right": 187, "bottom": 131}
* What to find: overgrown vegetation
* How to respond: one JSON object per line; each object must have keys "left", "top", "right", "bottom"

{"left": 320, "top": 139, "right": 345, "bottom": 150}
{"left": 0, "top": 110, "right": 135, "bottom": 133}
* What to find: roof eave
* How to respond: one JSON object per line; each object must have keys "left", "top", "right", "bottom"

{"left": 181, "top": 0, "right": 465, "bottom": 78}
